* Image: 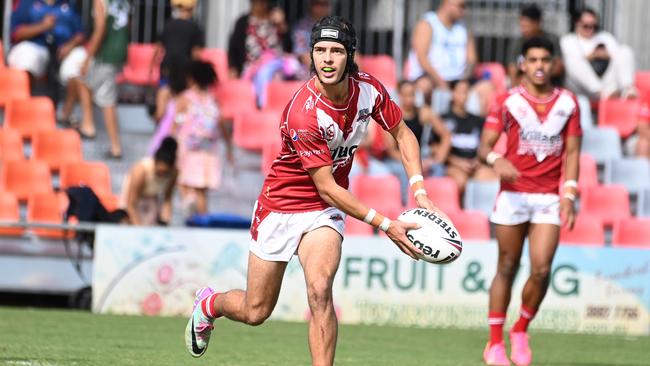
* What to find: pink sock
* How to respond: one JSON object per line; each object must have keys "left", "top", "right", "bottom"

{"left": 199, "top": 292, "right": 221, "bottom": 319}
{"left": 488, "top": 312, "right": 506, "bottom": 345}
{"left": 512, "top": 305, "right": 537, "bottom": 333}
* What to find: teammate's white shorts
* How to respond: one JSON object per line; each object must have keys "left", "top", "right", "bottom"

{"left": 249, "top": 201, "right": 346, "bottom": 262}
{"left": 490, "top": 191, "right": 561, "bottom": 226}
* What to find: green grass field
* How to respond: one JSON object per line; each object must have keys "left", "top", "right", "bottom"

{"left": 0, "top": 307, "right": 647, "bottom": 366}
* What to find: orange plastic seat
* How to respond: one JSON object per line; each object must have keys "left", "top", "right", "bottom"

{"left": 598, "top": 98, "right": 641, "bottom": 139}
{"left": 118, "top": 43, "right": 159, "bottom": 85}
{"left": 200, "top": 48, "right": 229, "bottom": 82}
{"left": 635, "top": 71, "right": 650, "bottom": 100}
{"left": 358, "top": 55, "right": 397, "bottom": 90}
{"left": 4, "top": 97, "right": 56, "bottom": 140}
{"left": 265, "top": 81, "right": 304, "bottom": 110}
{"left": 0, "top": 68, "right": 29, "bottom": 107}
{"left": 578, "top": 154, "right": 599, "bottom": 189}
{"left": 580, "top": 184, "right": 630, "bottom": 226}
{"left": 1, "top": 160, "right": 52, "bottom": 201}
{"left": 612, "top": 217, "right": 650, "bottom": 248}
{"left": 0, "top": 191, "right": 24, "bottom": 236}
{"left": 99, "top": 193, "right": 120, "bottom": 212}
{"left": 60, "top": 162, "right": 112, "bottom": 197}
{"left": 351, "top": 174, "right": 403, "bottom": 219}
{"left": 559, "top": 215, "right": 605, "bottom": 246}
{"left": 0, "top": 128, "right": 25, "bottom": 162}
{"left": 233, "top": 109, "right": 281, "bottom": 151}
{"left": 448, "top": 210, "right": 490, "bottom": 240}
{"left": 407, "top": 177, "right": 461, "bottom": 212}
{"left": 27, "top": 192, "right": 73, "bottom": 239}
{"left": 214, "top": 79, "right": 256, "bottom": 120}
{"left": 344, "top": 215, "right": 374, "bottom": 236}
{"left": 32, "top": 129, "right": 82, "bottom": 171}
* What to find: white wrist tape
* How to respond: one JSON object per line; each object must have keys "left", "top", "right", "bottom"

{"left": 563, "top": 180, "right": 578, "bottom": 189}
{"left": 379, "top": 217, "right": 391, "bottom": 232}
{"left": 409, "top": 175, "right": 424, "bottom": 186}
{"left": 486, "top": 151, "right": 503, "bottom": 166}
{"left": 414, "top": 189, "right": 427, "bottom": 198}
{"left": 563, "top": 192, "right": 576, "bottom": 202}
{"left": 363, "top": 209, "right": 377, "bottom": 224}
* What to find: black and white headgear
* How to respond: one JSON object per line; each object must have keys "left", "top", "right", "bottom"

{"left": 310, "top": 16, "right": 358, "bottom": 83}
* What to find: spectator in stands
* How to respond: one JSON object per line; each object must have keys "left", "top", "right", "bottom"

{"left": 407, "top": 0, "right": 494, "bottom": 115}
{"left": 148, "top": 66, "right": 188, "bottom": 156}
{"left": 227, "top": 0, "right": 295, "bottom": 106}
{"left": 561, "top": 8, "right": 637, "bottom": 100}
{"left": 628, "top": 101, "right": 650, "bottom": 158}
{"left": 75, "top": 0, "right": 130, "bottom": 159}
{"left": 443, "top": 80, "right": 496, "bottom": 195}
{"left": 150, "top": 0, "right": 204, "bottom": 122}
{"left": 120, "top": 137, "right": 178, "bottom": 226}
{"left": 369, "top": 80, "right": 451, "bottom": 204}
{"left": 8, "top": 0, "right": 86, "bottom": 111}
{"left": 292, "top": 0, "right": 331, "bottom": 80}
{"left": 507, "top": 4, "right": 564, "bottom": 86}
{"left": 172, "top": 61, "right": 231, "bottom": 217}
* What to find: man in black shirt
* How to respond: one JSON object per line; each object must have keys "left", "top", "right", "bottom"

{"left": 150, "top": 0, "right": 205, "bottom": 121}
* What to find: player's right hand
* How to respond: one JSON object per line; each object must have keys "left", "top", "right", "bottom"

{"left": 42, "top": 14, "right": 57, "bottom": 30}
{"left": 386, "top": 220, "right": 423, "bottom": 260}
{"left": 493, "top": 158, "right": 520, "bottom": 182}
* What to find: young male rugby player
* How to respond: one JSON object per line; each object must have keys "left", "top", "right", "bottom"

{"left": 184, "top": 16, "right": 442, "bottom": 365}
{"left": 479, "top": 37, "right": 581, "bottom": 366}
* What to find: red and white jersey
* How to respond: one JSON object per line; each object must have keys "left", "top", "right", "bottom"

{"left": 485, "top": 86, "right": 582, "bottom": 194}
{"left": 257, "top": 73, "right": 402, "bottom": 212}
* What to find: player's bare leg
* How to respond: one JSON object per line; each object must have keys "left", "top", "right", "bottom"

{"left": 485, "top": 223, "right": 528, "bottom": 365}
{"left": 185, "top": 252, "right": 286, "bottom": 357}
{"left": 509, "top": 223, "right": 559, "bottom": 366}
{"left": 215, "top": 252, "right": 287, "bottom": 325}
{"left": 298, "top": 227, "right": 343, "bottom": 366}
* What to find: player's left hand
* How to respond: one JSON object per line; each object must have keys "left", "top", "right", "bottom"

{"left": 415, "top": 194, "right": 451, "bottom": 222}
{"left": 560, "top": 197, "right": 576, "bottom": 230}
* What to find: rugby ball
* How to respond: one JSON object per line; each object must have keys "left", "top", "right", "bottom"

{"left": 397, "top": 208, "right": 463, "bottom": 264}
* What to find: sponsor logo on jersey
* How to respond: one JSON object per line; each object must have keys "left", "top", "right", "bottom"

{"left": 517, "top": 130, "right": 563, "bottom": 160}
{"left": 320, "top": 124, "right": 335, "bottom": 142}
{"left": 290, "top": 129, "right": 299, "bottom": 141}
{"left": 303, "top": 95, "right": 315, "bottom": 112}
{"left": 358, "top": 108, "right": 371, "bottom": 123}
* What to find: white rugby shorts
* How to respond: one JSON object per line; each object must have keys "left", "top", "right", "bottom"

{"left": 249, "top": 201, "right": 346, "bottom": 262}
{"left": 490, "top": 191, "right": 561, "bottom": 226}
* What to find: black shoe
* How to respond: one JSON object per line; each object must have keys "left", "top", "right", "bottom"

{"left": 104, "top": 150, "right": 123, "bottom": 160}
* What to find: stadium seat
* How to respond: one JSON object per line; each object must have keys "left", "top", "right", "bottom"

{"left": 99, "top": 193, "right": 120, "bottom": 212}
{"left": 463, "top": 180, "right": 500, "bottom": 217}
{"left": 612, "top": 217, "right": 650, "bottom": 248}
{"left": 265, "top": 81, "right": 304, "bottom": 110}
{"left": 351, "top": 174, "right": 403, "bottom": 219}
{"left": 448, "top": 210, "right": 490, "bottom": 240}
{"left": 635, "top": 71, "right": 650, "bottom": 100}
{"left": 597, "top": 98, "right": 640, "bottom": 138}
{"left": 474, "top": 62, "right": 507, "bottom": 93}
{"left": 1, "top": 160, "right": 52, "bottom": 201}
{"left": 4, "top": 97, "right": 56, "bottom": 140}
{"left": 32, "top": 129, "right": 83, "bottom": 171}
{"left": 559, "top": 215, "right": 605, "bottom": 246}
{"left": 60, "top": 162, "right": 112, "bottom": 197}
{"left": 214, "top": 79, "right": 256, "bottom": 120}
{"left": 638, "top": 188, "right": 650, "bottom": 217}
{"left": 577, "top": 94, "right": 594, "bottom": 130}
{"left": 603, "top": 158, "right": 650, "bottom": 194}
{"left": 0, "top": 191, "right": 24, "bottom": 236}
{"left": 581, "top": 127, "right": 622, "bottom": 165}
{"left": 118, "top": 43, "right": 159, "bottom": 86}
{"left": 0, "top": 40, "right": 4, "bottom": 69}
{"left": 407, "top": 177, "right": 461, "bottom": 213}
{"left": 233, "top": 109, "right": 281, "bottom": 151}
{"left": 358, "top": 55, "right": 397, "bottom": 90}
{"left": 580, "top": 184, "right": 630, "bottom": 226}
{"left": 345, "top": 215, "right": 373, "bottom": 236}
{"left": 27, "top": 192, "right": 73, "bottom": 239}
{"left": 200, "top": 48, "right": 229, "bottom": 82}
{"left": 0, "top": 129, "right": 25, "bottom": 162}
{"left": 261, "top": 138, "right": 283, "bottom": 175}
{"left": 0, "top": 68, "right": 29, "bottom": 107}
{"left": 578, "top": 154, "right": 599, "bottom": 189}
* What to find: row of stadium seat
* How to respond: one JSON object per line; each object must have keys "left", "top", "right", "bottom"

{"left": 0, "top": 128, "right": 82, "bottom": 170}
{"left": 0, "top": 190, "right": 77, "bottom": 239}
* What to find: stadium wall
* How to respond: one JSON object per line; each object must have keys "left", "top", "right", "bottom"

{"left": 93, "top": 225, "right": 650, "bottom": 336}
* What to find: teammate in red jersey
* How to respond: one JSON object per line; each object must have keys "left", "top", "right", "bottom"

{"left": 478, "top": 37, "right": 581, "bottom": 366}
{"left": 184, "top": 16, "right": 442, "bottom": 365}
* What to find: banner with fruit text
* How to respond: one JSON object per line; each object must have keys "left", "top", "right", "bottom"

{"left": 93, "top": 225, "right": 650, "bottom": 335}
